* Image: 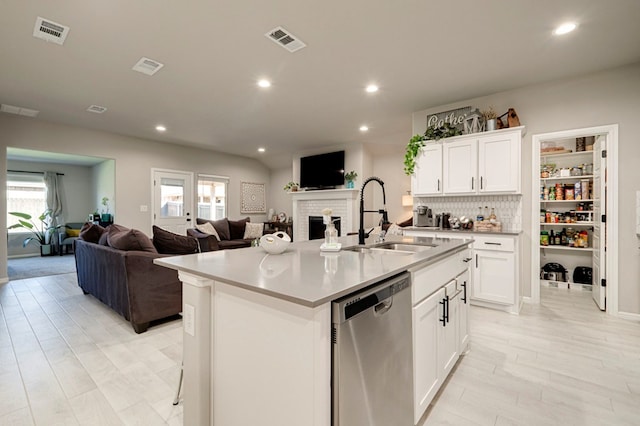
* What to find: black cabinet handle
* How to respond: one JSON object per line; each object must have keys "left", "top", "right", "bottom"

{"left": 445, "top": 295, "right": 450, "bottom": 323}
{"left": 461, "top": 281, "right": 467, "bottom": 304}
{"left": 475, "top": 254, "right": 478, "bottom": 268}
{"left": 484, "top": 242, "right": 502, "bottom": 246}
{"left": 471, "top": 177, "right": 474, "bottom": 190}
{"left": 437, "top": 179, "right": 440, "bottom": 191}
{"left": 439, "top": 299, "right": 446, "bottom": 326}
{"left": 480, "top": 176, "right": 483, "bottom": 189}
{"left": 463, "top": 257, "right": 472, "bottom": 263}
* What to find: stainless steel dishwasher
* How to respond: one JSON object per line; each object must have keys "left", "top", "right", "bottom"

{"left": 332, "top": 272, "right": 413, "bottom": 426}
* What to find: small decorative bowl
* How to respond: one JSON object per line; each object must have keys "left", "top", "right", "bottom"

{"left": 260, "top": 231, "right": 291, "bottom": 254}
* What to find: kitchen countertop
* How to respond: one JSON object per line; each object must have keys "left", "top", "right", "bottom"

{"left": 403, "top": 226, "right": 522, "bottom": 236}
{"left": 155, "top": 234, "right": 471, "bottom": 307}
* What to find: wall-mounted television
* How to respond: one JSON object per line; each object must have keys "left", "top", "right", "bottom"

{"left": 300, "top": 150, "right": 345, "bottom": 189}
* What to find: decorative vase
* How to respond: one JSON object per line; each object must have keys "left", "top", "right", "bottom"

{"left": 324, "top": 223, "right": 338, "bottom": 246}
{"left": 101, "top": 213, "right": 112, "bottom": 223}
{"left": 346, "top": 180, "right": 354, "bottom": 189}
{"left": 486, "top": 118, "right": 497, "bottom": 131}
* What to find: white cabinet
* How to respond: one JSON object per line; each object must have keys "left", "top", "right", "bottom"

{"left": 471, "top": 235, "right": 517, "bottom": 308}
{"left": 443, "top": 138, "right": 477, "bottom": 194}
{"left": 412, "top": 288, "right": 444, "bottom": 423}
{"left": 413, "top": 127, "right": 524, "bottom": 196}
{"left": 411, "top": 143, "right": 442, "bottom": 196}
{"left": 478, "top": 131, "right": 521, "bottom": 193}
{"left": 410, "top": 247, "right": 470, "bottom": 424}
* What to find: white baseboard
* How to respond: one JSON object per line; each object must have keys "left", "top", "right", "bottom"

{"left": 0, "top": 277, "right": 8, "bottom": 284}
{"left": 522, "top": 296, "right": 532, "bottom": 304}
{"left": 617, "top": 311, "right": 640, "bottom": 322}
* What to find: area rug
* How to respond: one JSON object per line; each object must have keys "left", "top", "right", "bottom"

{"left": 7, "top": 255, "right": 76, "bottom": 280}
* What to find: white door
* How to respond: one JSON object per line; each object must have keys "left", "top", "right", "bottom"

{"left": 457, "top": 269, "right": 470, "bottom": 352}
{"left": 152, "top": 169, "right": 194, "bottom": 235}
{"left": 440, "top": 281, "right": 459, "bottom": 377}
{"left": 443, "top": 138, "right": 477, "bottom": 194}
{"left": 472, "top": 250, "right": 516, "bottom": 305}
{"left": 478, "top": 131, "right": 520, "bottom": 193}
{"left": 592, "top": 137, "right": 607, "bottom": 310}
{"left": 412, "top": 143, "right": 442, "bottom": 195}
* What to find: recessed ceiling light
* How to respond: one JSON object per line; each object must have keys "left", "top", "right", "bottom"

{"left": 359, "top": 125, "right": 369, "bottom": 132}
{"left": 258, "top": 79, "right": 271, "bottom": 88}
{"left": 258, "top": 147, "right": 266, "bottom": 153}
{"left": 365, "top": 84, "right": 379, "bottom": 93}
{"left": 155, "top": 125, "right": 167, "bottom": 132}
{"left": 554, "top": 22, "right": 577, "bottom": 36}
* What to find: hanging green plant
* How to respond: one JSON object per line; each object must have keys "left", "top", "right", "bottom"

{"left": 404, "top": 134, "right": 425, "bottom": 176}
{"left": 423, "top": 122, "right": 462, "bottom": 141}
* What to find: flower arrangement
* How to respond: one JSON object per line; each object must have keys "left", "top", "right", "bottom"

{"left": 283, "top": 181, "right": 299, "bottom": 192}
{"left": 481, "top": 106, "right": 498, "bottom": 120}
{"left": 344, "top": 171, "right": 358, "bottom": 182}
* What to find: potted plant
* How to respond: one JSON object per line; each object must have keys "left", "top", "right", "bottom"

{"left": 283, "top": 182, "right": 299, "bottom": 192}
{"left": 101, "top": 196, "right": 111, "bottom": 222}
{"left": 8, "top": 209, "right": 63, "bottom": 256}
{"left": 482, "top": 106, "right": 498, "bottom": 131}
{"left": 344, "top": 171, "right": 358, "bottom": 188}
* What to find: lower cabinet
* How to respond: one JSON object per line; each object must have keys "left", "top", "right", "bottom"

{"left": 410, "top": 247, "right": 470, "bottom": 424}
{"left": 471, "top": 235, "right": 518, "bottom": 312}
{"left": 457, "top": 268, "right": 470, "bottom": 352}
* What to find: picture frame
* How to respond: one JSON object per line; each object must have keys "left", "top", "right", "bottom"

{"left": 240, "top": 182, "right": 266, "bottom": 214}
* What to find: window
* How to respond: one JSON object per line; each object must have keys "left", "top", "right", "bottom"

{"left": 197, "top": 175, "right": 228, "bottom": 220}
{"left": 6, "top": 173, "right": 47, "bottom": 233}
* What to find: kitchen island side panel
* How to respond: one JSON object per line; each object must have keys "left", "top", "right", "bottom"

{"left": 213, "top": 281, "right": 331, "bottom": 426}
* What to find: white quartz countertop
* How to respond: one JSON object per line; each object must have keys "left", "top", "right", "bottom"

{"left": 155, "top": 235, "right": 471, "bottom": 307}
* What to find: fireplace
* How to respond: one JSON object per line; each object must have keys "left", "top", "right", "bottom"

{"left": 308, "top": 216, "right": 341, "bottom": 240}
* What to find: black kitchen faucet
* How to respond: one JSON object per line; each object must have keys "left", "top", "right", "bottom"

{"left": 358, "top": 176, "right": 390, "bottom": 245}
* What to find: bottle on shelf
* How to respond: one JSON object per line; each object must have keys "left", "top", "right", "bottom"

{"left": 476, "top": 207, "right": 484, "bottom": 222}
{"left": 549, "top": 230, "right": 555, "bottom": 245}
{"left": 489, "top": 208, "right": 497, "bottom": 222}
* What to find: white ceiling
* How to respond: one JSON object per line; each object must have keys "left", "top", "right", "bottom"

{"left": 1, "top": 1, "right": 639, "bottom": 169}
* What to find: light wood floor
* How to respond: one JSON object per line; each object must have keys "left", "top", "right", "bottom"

{"left": 2, "top": 274, "right": 639, "bottom": 425}
{"left": 0, "top": 273, "right": 182, "bottom": 425}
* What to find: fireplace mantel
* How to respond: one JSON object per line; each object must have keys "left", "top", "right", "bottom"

{"left": 291, "top": 189, "right": 359, "bottom": 241}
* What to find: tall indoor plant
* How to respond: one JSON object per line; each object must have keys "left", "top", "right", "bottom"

{"left": 8, "top": 209, "right": 62, "bottom": 256}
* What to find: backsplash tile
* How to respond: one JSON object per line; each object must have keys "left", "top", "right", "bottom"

{"left": 414, "top": 195, "right": 523, "bottom": 232}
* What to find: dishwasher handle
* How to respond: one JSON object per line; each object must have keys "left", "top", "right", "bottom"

{"left": 374, "top": 298, "right": 393, "bottom": 316}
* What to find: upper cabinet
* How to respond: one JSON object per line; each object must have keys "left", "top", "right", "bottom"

{"left": 412, "top": 127, "right": 524, "bottom": 196}
{"left": 411, "top": 143, "right": 442, "bottom": 196}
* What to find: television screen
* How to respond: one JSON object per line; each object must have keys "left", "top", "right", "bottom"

{"left": 300, "top": 151, "right": 345, "bottom": 189}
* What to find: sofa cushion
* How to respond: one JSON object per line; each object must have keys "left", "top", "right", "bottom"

{"left": 108, "top": 228, "right": 157, "bottom": 253}
{"left": 197, "top": 218, "right": 230, "bottom": 241}
{"left": 152, "top": 225, "right": 199, "bottom": 255}
{"left": 243, "top": 222, "right": 264, "bottom": 239}
{"left": 228, "top": 217, "right": 250, "bottom": 240}
{"left": 100, "top": 223, "right": 129, "bottom": 246}
{"left": 79, "top": 222, "right": 105, "bottom": 244}
{"left": 218, "top": 239, "right": 252, "bottom": 250}
{"left": 195, "top": 222, "right": 220, "bottom": 240}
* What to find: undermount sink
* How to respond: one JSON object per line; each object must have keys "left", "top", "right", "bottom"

{"left": 344, "top": 243, "right": 434, "bottom": 254}
{"left": 373, "top": 243, "right": 434, "bottom": 253}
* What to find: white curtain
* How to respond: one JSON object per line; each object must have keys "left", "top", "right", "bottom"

{"left": 44, "top": 171, "right": 63, "bottom": 244}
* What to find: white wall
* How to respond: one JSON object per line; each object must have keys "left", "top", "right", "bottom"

{"left": 268, "top": 167, "right": 294, "bottom": 220}
{"left": 91, "top": 159, "right": 116, "bottom": 218}
{"left": 409, "top": 63, "right": 640, "bottom": 315}
{"left": 0, "top": 116, "right": 271, "bottom": 280}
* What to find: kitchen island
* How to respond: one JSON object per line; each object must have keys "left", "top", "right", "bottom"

{"left": 155, "top": 234, "right": 472, "bottom": 426}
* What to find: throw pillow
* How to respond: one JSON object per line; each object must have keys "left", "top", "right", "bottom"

{"left": 78, "top": 222, "right": 105, "bottom": 244}
{"left": 108, "top": 228, "right": 157, "bottom": 253}
{"left": 152, "top": 225, "right": 199, "bottom": 254}
{"left": 100, "top": 223, "right": 129, "bottom": 246}
{"left": 197, "top": 218, "right": 230, "bottom": 241}
{"left": 195, "top": 222, "right": 220, "bottom": 240}
{"left": 243, "top": 222, "right": 264, "bottom": 239}
{"left": 228, "top": 217, "right": 250, "bottom": 240}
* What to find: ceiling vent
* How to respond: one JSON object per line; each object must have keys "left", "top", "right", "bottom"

{"left": 87, "top": 105, "right": 107, "bottom": 114}
{"left": 33, "top": 17, "right": 70, "bottom": 45}
{"left": 265, "top": 26, "right": 306, "bottom": 53}
{"left": 1, "top": 104, "right": 39, "bottom": 117}
{"left": 132, "top": 57, "right": 164, "bottom": 76}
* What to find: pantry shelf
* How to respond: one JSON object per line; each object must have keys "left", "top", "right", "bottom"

{"left": 540, "top": 222, "right": 594, "bottom": 227}
{"left": 540, "top": 175, "right": 594, "bottom": 182}
{"left": 540, "top": 199, "right": 593, "bottom": 203}
{"left": 540, "top": 245, "right": 593, "bottom": 252}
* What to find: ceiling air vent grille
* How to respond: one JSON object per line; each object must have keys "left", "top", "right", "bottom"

{"left": 265, "top": 26, "right": 306, "bottom": 53}
{"left": 33, "top": 17, "right": 70, "bottom": 45}
{"left": 132, "top": 57, "right": 164, "bottom": 76}
{"left": 87, "top": 105, "right": 107, "bottom": 114}
{"left": 1, "top": 104, "right": 39, "bottom": 117}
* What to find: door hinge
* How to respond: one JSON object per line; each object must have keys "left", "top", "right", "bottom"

{"left": 601, "top": 278, "right": 606, "bottom": 287}
{"left": 601, "top": 214, "right": 606, "bottom": 223}
{"left": 602, "top": 149, "right": 607, "bottom": 158}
